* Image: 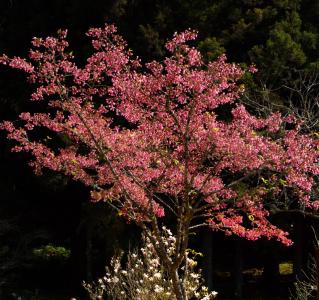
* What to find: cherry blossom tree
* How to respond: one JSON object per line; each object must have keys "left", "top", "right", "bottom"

{"left": 1, "top": 24, "right": 319, "bottom": 300}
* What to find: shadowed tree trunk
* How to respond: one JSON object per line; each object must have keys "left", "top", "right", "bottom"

{"left": 233, "top": 238, "right": 243, "bottom": 300}
{"left": 202, "top": 229, "right": 213, "bottom": 291}
{"left": 293, "top": 215, "right": 304, "bottom": 278}
{"left": 262, "top": 241, "right": 280, "bottom": 297}
{"left": 85, "top": 226, "right": 93, "bottom": 282}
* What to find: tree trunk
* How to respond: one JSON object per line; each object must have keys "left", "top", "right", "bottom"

{"left": 171, "top": 269, "right": 187, "bottom": 300}
{"left": 85, "top": 226, "right": 93, "bottom": 282}
{"left": 233, "top": 238, "right": 243, "bottom": 300}
{"left": 293, "top": 216, "right": 304, "bottom": 277}
{"left": 202, "top": 229, "right": 213, "bottom": 291}
{"left": 262, "top": 242, "right": 280, "bottom": 297}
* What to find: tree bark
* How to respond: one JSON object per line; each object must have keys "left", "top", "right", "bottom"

{"left": 85, "top": 226, "right": 93, "bottom": 282}
{"left": 293, "top": 216, "right": 304, "bottom": 277}
{"left": 233, "top": 238, "right": 243, "bottom": 300}
{"left": 171, "top": 268, "right": 187, "bottom": 300}
{"left": 202, "top": 229, "right": 213, "bottom": 291}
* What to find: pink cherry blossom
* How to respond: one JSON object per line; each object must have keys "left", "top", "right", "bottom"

{"left": 1, "top": 24, "right": 319, "bottom": 246}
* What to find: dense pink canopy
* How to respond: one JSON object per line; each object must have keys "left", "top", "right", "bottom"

{"left": 1, "top": 24, "right": 319, "bottom": 245}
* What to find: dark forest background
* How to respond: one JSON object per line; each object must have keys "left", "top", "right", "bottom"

{"left": 1, "top": 1, "right": 319, "bottom": 299}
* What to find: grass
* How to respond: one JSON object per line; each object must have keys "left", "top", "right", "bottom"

{"left": 215, "top": 261, "right": 294, "bottom": 279}
{"left": 279, "top": 261, "right": 294, "bottom": 275}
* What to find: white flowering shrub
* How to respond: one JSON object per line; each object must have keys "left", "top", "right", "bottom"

{"left": 83, "top": 226, "right": 218, "bottom": 300}
{"left": 290, "top": 255, "right": 317, "bottom": 300}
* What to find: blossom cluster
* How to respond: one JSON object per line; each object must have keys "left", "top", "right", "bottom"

{"left": 83, "top": 226, "right": 218, "bottom": 300}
